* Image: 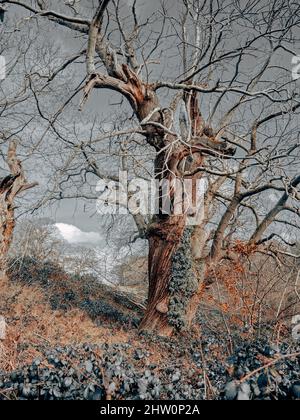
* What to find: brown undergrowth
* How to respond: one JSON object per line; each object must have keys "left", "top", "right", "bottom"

{"left": 201, "top": 245, "right": 300, "bottom": 341}
{"left": 0, "top": 275, "right": 131, "bottom": 372}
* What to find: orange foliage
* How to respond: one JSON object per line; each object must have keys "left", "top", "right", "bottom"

{"left": 202, "top": 244, "right": 300, "bottom": 340}
{"left": 232, "top": 240, "right": 257, "bottom": 256}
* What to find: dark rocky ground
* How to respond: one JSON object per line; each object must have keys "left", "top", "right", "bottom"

{"left": 1, "top": 330, "right": 299, "bottom": 400}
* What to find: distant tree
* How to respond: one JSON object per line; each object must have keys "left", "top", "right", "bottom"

{"left": 11, "top": 219, "right": 61, "bottom": 263}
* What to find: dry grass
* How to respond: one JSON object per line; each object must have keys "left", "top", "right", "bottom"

{"left": 0, "top": 275, "right": 130, "bottom": 372}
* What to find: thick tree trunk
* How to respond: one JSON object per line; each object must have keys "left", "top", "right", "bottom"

{"left": 139, "top": 215, "right": 203, "bottom": 336}
{"left": 139, "top": 216, "right": 185, "bottom": 335}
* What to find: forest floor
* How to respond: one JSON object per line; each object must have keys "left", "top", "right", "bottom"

{"left": 0, "top": 266, "right": 299, "bottom": 400}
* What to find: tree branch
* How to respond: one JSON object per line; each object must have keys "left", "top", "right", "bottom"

{"left": 87, "top": 0, "right": 111, "bottom": 75}
{"left": 250, "top": 175, "right": 300, "bottom": 244}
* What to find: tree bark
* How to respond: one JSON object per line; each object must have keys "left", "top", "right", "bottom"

{"left": 139, "top": 214, "right": 208, "bottom": 335}
{"left": 139, "top": 215, "right": 186, "bottom": 335}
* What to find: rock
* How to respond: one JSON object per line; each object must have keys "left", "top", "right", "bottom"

{"left": 237, "top": 383, "right": 251, "bottom": 400}
{"left": 270, "top": 344, "right": 281, "bottom": 354}
{"left": 257, "top": 373, "right": 269, "bottom": 389}
{"left": 252, "top": 385, "right": 261, "bottom": 397}
{"left": 292, "top": 383, "right": 300, "bottom": 399}
{"left": 52, "top": 387, "right": 62, "bottom": 399}
{"left": 172, "top": 373, "right": 181, "bottom": 383}
{"left": 21, "top": 384, "right": 32, "bottom": 398}
{"left": 64, "top": 377, "right": 73, "bottom": 388}
{"left": 92, "top": 386, "right": 103, "bottom": 400}
{"left": 193, "top": 353, "right": 201, "bottom": 361}
{"left": 224, "top": 381, "right": 238, "bottom": 400}
{"left": 262, "top": 346, "right": 275, "bottom": 358}
{"left": 234, "top": 367, "right": 245, "bottom": 380}
{"left": 85, "top": 360, "right": 93, "bottom": 374}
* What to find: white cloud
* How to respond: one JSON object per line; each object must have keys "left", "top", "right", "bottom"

{"left": 55, "top": 223, "right": 102, "bottom": 244}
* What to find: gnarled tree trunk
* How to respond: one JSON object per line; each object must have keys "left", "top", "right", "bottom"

{"left": 140, "top": 218, "right": 205, "bottom": 336}
{"left": 136, "top": 92, "right": 234, "bottom": 336}
{"left": 140, "top": 215, "right": 187, "bottom": 334}
{"left": 0, "top": 141, "right": 37, "bottom": 276}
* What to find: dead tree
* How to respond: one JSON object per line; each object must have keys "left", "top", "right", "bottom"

{"left": 0, "top": 141, "right": 37, "bottom": 275}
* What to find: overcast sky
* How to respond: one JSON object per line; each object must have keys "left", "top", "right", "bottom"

{"left": 1, "top": 0, "right": 299, "bottom": 241}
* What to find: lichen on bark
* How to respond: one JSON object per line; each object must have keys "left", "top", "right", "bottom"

{"left": 168, "top": 227, "right": 199, "bottom": 330}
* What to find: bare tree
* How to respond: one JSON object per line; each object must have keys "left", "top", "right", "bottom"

{"left": 1, "top": 0, "right": 299, "bottom": 335}
{"left": 11, "top": 219, "right": 62, "bottom": 263}
{"left": 0, "top": 141, "right": 37, "bottom": 274}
